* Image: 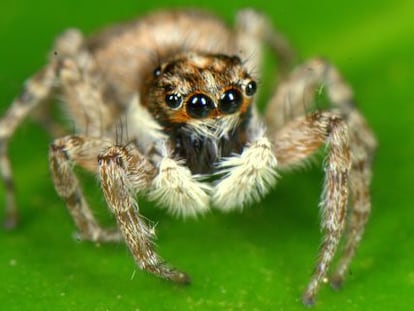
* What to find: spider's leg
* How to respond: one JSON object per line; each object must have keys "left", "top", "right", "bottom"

{"left": 52, "top": 28, "right": 122, "bottom": 139}
{"left": 234, "top": 9, "right": 296, "bottom": 76}
{"left": 265, "top": 58, "right": 358, "bottom": 131}
{"left": 57, "top": 53, "right": 117, "bottom": 137}
{"left": 0, "top": 28, "right": 89, "bottom": 229}
{"left": 0, "top": 65, "right": 56, "bottom": 229}
{"left": 330, "top": 110, "right": 376, "bottom": 289}
{"left": 266, "top": 58, "right": 377, "bottom": 304}
{"left": 98, "top": 144, "right": 191, "bottom": 283}
{"left": 273, "top": 111, "right": 351, "bottom": 306}
{"left": 49, "top": 135, "right": 122, "bottom": 242}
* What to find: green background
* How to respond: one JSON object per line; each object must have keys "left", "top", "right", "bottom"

{"left": 1, "top": 0, "right": 413, "bottom": 310}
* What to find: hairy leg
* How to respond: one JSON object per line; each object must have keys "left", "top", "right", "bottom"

{"left": 234, "top": 9, "right": 296, "bottom": 77}
{"left": 57, "top": 52, "right": 118, "bottom": 137}
{"left": 266, "top": 58, "right": 377, "bottom": 299}
{"left": 0, "top": 65, "right": 56, "bottom": 228}
{"left": 49, "top": 135, "right": 121, "bottom": 242}
{"left": 98, "top": 144, "right": 190, "bottom": 283}
{"left": 272, "top": 111, "right": 351, "bottom": 306}
{"left": 330, "top": 110, "right": 376, "bottom": 289}
{"left": 266, "top": 58, "right": 357, "bottom": 131}
{"left": 0, "top": 28, "right": 88, "bottom": 228}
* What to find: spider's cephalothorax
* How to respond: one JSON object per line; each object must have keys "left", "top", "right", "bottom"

{"left": 0, "top": 8, "right": 377, "bottom": 306}
{"left": 141, "top": 52, "right": 257, "bottom": 173}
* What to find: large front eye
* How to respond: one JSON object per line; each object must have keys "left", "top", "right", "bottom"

{"left": 165, "top": 93, "right": 183, "bottom": 109}
{"left": 186, "top": 94, "right": 215, "bottom": 118}
{"left": 219, "top": 88, "right": 242, "bottom": 114}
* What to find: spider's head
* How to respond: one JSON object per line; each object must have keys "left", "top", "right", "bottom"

{"left": 141, "top": 52, "right": 257, "bottom": 137}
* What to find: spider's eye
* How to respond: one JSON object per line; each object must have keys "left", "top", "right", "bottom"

{"left": 165, "top": 93, "right": 183, "bottom": 109}
{"left": 219, "top": 88, "right": 242, "bottom": 114}
{"left": 245, "top": 80, "right": 257, "bottom": 96}
{"left": 186, "top": 93, "right": 215, "bottom": 118}
{"left": 152, "top": 66, "right": 161, "bottom": 78}
{"left": 153, "top": 66, "right": 162, "bottom": 77}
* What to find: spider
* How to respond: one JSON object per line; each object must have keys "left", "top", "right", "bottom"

{"left": 0, "top": 8, "right": 376, "bottom": 306}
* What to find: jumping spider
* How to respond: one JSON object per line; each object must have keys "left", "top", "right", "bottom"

{"left": 0, "top": 9, "right": 376, "bottom": 305}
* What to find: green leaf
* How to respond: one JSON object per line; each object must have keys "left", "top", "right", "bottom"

{"left": 1, "top": 1, "right": 413, "bottom": 310}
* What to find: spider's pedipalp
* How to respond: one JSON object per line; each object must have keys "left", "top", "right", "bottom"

{"left": 148, "top": 157, "right": 212, "bottom": 218}
{"left": 213, "top": 136, "right": 278, "bottom": 211}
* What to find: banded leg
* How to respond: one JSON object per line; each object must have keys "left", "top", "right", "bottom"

{"left": 49, "top": 135, "right": 121, "bottom": 242}
{"left": 0, "top": 28, "right": 89, "bottom": 228}
{"left": 266, "top": 58, "right": 357, "bottom": 131}
{"left": 273, "top": 111, "right": 351, "bottom": 306}
{"left": 266, "top": 58, "right": 376, "bottom": 300}
{"left": 0, "top": 65, "right": 56, "bottom": 228}
{"left": 98, "top": 144, "right": 191, "bottom": 283}
{"left": 57, "top": 54, "right": 117, "bottom": 137}
{"left": 234, "top": 9, "right": 296, "bottom": 77}
{"left": 330, "top": 110, "right": 376, "bottom": 288}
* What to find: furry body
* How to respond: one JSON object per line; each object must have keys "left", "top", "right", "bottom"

{"left": 0, "top": 9, "right": 376, "bottom": 306}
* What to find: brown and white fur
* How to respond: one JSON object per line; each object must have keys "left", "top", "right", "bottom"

{"left": 0, "top": 9, "right": 376, "bottom": 306}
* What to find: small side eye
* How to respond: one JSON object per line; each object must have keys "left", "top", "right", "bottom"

{"left": 165, "top": 93, "right": 183, "bottom": 109}
{"left": 245, "top": 80, "right": 257, "bottom": 96}
{"left": 153, "top": 66, "right": 162, "bottom": 77}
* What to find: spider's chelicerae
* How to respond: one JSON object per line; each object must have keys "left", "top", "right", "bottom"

{"left": 0, "top": 9, "right": 376, "bottom": 305}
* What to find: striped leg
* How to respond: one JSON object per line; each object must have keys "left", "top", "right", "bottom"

{"left": 266, "top": 58, "right": 376, "bottom": 304}
{"left": 98, "top": 144, "right": 191, "bottom": 283}
{"left": 0, "top": 65, "right": 55, "bottom": 228}
{"left": 272, "top": 111, "right": 351, "bottom": 306}
{"left": 49, "top": 135, "right": 121, "bottom": 242}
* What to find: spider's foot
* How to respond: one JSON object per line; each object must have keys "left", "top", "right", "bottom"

{"left": 330, "top": 274, "right": 344, "bottom": 291}
{"left": 152, "top": 262, "right": 191, "bottom": 285}
{"left": 301, "top": 293, "right": 315, "bottom": 308}
{"left": 302, "top": 281, "right": 318, "bottom": 307}
{"left": 169, "top": 270, "right": 191, "bottom": 285}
